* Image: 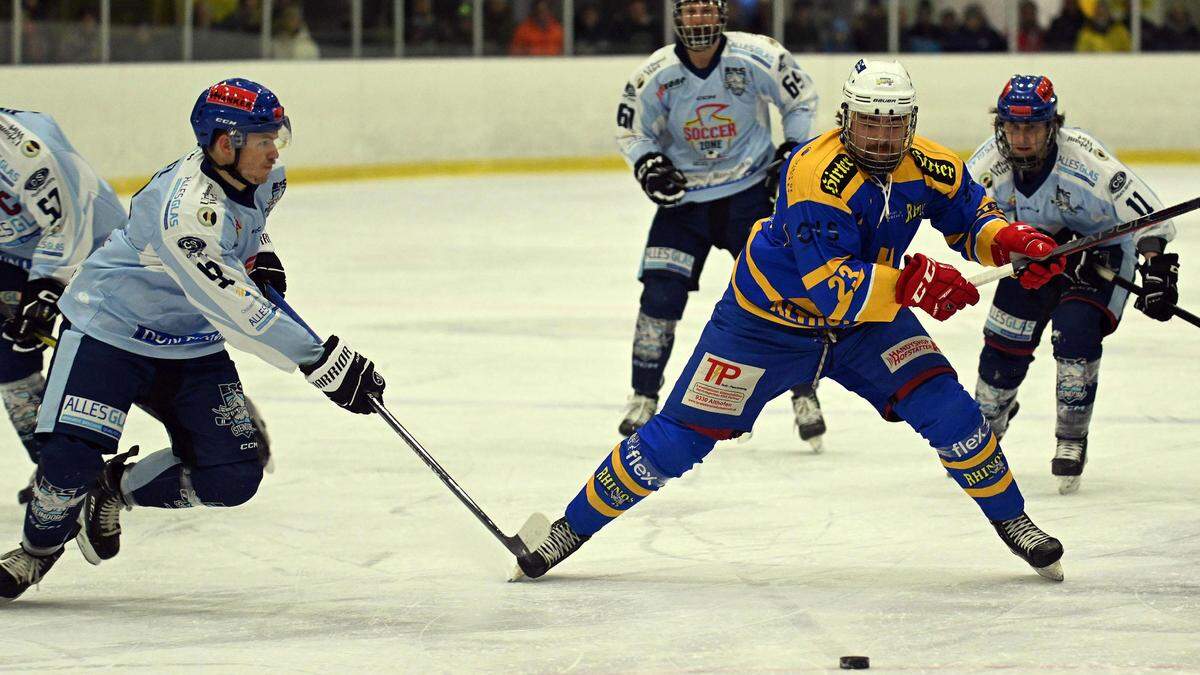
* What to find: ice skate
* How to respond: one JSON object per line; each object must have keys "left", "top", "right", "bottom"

{"left": 791, "top": 390, "right": 826, "bottom": 453}
{"left": 618, "top": 393, "right": 657, "bottom": 437}
{"left": 991, "top": 512, "right": 1064, "bottom": 581}
{"left": 0, "top": 545, "right": 63, "bottom": 602}
{"left": 510, "top": 516, "right": 590, "bottom": 581}
{"left": 1052, "top": 437, "right": 1087, "bottom": 495}
{"left": 76, "top": 447, "right": 138, "bottom": 565}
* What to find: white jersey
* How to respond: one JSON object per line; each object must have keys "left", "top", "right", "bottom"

{"left": 615, "top": 32, "right": 817, "bottom": 204}
{"left": 0, "top": 109, "right": 125, "bottom": 285}
{"left": 967, "top": 127, "right": 1176, "bottom": 258}
{"left": 57, "top": 148, "right": 323, "bottom": 370}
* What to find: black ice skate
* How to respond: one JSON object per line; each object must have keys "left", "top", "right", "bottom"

{"left": 1052, "top": 437, "right": 1087, "bottom": 495}
{"left": 76, "top": 446, "right": 139, "bottom": 565}
{"left": 510, "top": 517, "right": 590, "bottom": 581}
{"left": 991, "top": 512, "right": 1064, "bottom": 581}
{"left": 619, "top": 393, "right": 657, "bottom": 437}
{"left": 0, "top": 545, "right": 63, "bottom": 602}
{"left": 791, "top": 390, "right": 826, "bottom": 453}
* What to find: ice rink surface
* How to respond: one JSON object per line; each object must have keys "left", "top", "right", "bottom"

{"left": 1, "top": 165, "right": 1198, "bottom": 673}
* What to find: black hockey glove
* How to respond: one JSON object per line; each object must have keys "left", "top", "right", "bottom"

{"left": 249, "top": 251, "right": 287, "bottom": 297}
{"left": 1, "top": 278, "right": 64, "bottom": 353}
{"left": 300, "top": 336, "right": 385, "bottom": 414}
{"left": 1135, "top": 253, "right": 1180, "bottom": 322}
{"left": 763, "top": 141, "right": 799, "bottom": 204}
{"left": 634, "top": 153, "right": 687, "bottom": 207}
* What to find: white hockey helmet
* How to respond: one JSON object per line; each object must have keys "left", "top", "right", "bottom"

{"left": 839, "top": 59, "right": 918, "bottom": 175}
{"left": 674, "top": 0, "right": 727, "bottom": 51}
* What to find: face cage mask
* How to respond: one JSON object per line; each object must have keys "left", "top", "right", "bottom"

{"left": 994, "top": 118, "right": 1056, "bottom": 173}
{"left": 840, "top": 106, "right": 917, "bottom": 177}
{"left": 674, "top": 0, "right": 727, "bottom": 50}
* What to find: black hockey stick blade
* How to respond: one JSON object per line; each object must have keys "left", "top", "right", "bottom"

{"left": 1093, "top": 264, "right": 1200, "bottom": 328}
{"left": 970, "top": 195, "right": 1200, "bottom": 287}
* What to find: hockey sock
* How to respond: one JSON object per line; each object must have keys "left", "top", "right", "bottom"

{"left": 974, "top": 380, "right": 1019, "bottom": 438}
{"left": 1055, "top": 357, "right": 1099, "bottom": 440}
{"left": 0, "top": 373, "right": 45, "bottom": 463}
{"left": 23, "top": 435, "right": 104, "bottom": 553}
{"left": 123, "top": 448, "right": 199, "bottom": 508}
{"left": 631, "top": 312, "right": 677, "bottom": 396}
{"left": 564, "top": 415, "right": 713, "bottom": 535}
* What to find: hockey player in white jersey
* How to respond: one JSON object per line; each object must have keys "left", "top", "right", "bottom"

{"left": 0, "top": 109, "right": 125, "bottom": 502}
{"left": 616, "top": 0, "right": 824, "bottom": 449}
{"left": 969, "top": 75, "right": 1178, "bottom": 495}
{"left": 0, "top": 79, "right": 387, "bottom": 602}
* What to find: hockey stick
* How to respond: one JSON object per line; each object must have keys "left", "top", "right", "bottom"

{"left": 263, "top": 286, "right": 548, "bottom": 558}
{"left": 0, "top": 302, "right": 57, "bottom": 349}
{"left": 1092, "top": 264, "right": 1200, "bottom": 328}
{"left": 967, "top": 195, "right": 1200, "bottom": 288}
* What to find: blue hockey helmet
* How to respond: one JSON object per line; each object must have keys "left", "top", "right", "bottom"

{"left": 190, "top": 78, "right": 291, "bottom": 151}
{"left": 993, "top": 75, "right": 1061, "bottom": 172}
{"left": 995, "top": 74, "right": 1058, "bottom": 123}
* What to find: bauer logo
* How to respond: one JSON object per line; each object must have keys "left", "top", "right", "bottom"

{"left": 880, "top": 336, "right": 940, "bottom": 373}
{"left": 58, "top": 395, "right": 127, "bottom": 440}
{"left": 206, "top": 83, "right": 259, "bottom": 112}
{"left": 820, "top": 154, "right": 857, "bottom": 196}
{"left": 681, "top": 353, "right": 765, "bottom": 416}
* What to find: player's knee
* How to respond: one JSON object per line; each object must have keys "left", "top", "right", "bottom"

{"left": 634, "top": 414, "right": 719, "bottom": 477}
{"left": 37, "top": 434, "right": 106, "bottom": 487}
{"left": 893, "top": 373, "right": 984, "bottom": 447}
{"left": 191, "top": 460, "right": 263, "bottom": 507}
{"left": 978, "top": 342, "right": 1033, "bottom": 389}
{"left": 1051, "top": 302, "right": 1106, "bottom": 361}
{"left": 639, "top": 275, "right": 690, "bottom": 321}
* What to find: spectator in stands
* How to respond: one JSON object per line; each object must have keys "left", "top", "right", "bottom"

{"left": 823, "top": 15, "right": 854, "bottom": 52}
{"left": 510, "top": 0, "right": 563, "bottom": 56}
{"left": 937, "top": 8, "right": 970, "bottom": 52}
{"left": 958, "top": 3, "right": 1006, "bottom": 52}
{"left": 903, "top": 0, "right": 941, "bottom": 52}
{"left": 575, "top": 2, "right": 611, "bottom": 55}
{"left": 610, "top": 0, "right": 658, "bottom": 55}
{"left": 1045, "top": 0, "right": 1085, "bottom": 51}
{"left": 1075, "top": 1, "right": 1130, "bottom": 52}
{"left": 407, "top": 0, "right": 442, "bottom": 50}
{"left": 483, "top": 0, "right": 516, "bottom": 55}
{"left": 216, "top": 0, "right": 264, "bottom": 35}
{"left": 270, "top": 3, "right": 320, "bottom": 59}
{"left": 852, "top": 0, "right": 888, "bottom": 52}
{"left": 1017, "top": 0, "right": 1044, "bottom": 51}
{"left": 57, "top": 7, "right": 102, "bottom": 62}
{"left": 785, "top": 2, "right": 822, "bottom": 52}
{"left": 1144, "top": 1, "right": 1200, "bottom": 51}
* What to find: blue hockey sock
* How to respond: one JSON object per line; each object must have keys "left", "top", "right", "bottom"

{"left": 938, "top": 419, "right": 1024, "bottom": 521}
{"left": 23, "top": 435, "right": 104, "bottom": 553}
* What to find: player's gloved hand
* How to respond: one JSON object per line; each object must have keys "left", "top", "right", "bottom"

{"left": 763, "top": 141, "right": 799, "bottom": 203}
{"left": 634, "top": 153, "right": 687, "bottom": 207}
{"left": 1, "top": 278, "right": 64, "bottom": 353}
{"left": 1135, "top": 252, "right": 1180, "bottom": 321}
{"left": 992, "top": 221, "right": 1066, "bottom": 290}
{"left": 895, "top": 253, "right": 980, "bottom": 321}
{"left": 248, "top": 251, "right": 287, "bottom": 297}
{"left": 299, "top": 336, "right": 385, "bottom": 414}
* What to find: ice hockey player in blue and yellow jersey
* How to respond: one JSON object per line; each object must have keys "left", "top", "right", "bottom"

{"left": 514, "top": 60, "right": 1070, "bottom": 583}
{"left": 0, "top": 79, "right": 388, "bottom": 602}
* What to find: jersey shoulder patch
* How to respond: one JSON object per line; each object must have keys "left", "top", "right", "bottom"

{"left": 630, "top": 47, "right": 678, "bottom": 91}
{"left": 783, "top": 130, "right": 860, "bottom": 212}
{"left": 906, "top": 135, "right": 963, "bottom": 195}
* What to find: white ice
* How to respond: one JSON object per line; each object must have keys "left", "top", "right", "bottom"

{"left": 2, "top": 166, "right": 1198, "bottom": 673}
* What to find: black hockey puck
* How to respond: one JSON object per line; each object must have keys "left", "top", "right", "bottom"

{"left": 840, "top": 655, "right": 870, "bottom": 669}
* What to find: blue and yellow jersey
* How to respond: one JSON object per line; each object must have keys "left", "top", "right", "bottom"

{"left": 725, "top": 129, "right": 1008, "bottom": 330}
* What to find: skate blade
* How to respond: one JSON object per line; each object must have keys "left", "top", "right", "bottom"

{"left": 806, "top": 434, "right": 824, "bottom": 454}
{"left": 1057, "top": 476, "right": 1081, "bottom": 495}
{"left": 508, "top": 512, "right": 550, "bottom": 582}
{"left": 1035, "top": 560, "right": 1064, "bottom": 582}
{"left": 74, "top": 506, "right": 103, "bottom": 567}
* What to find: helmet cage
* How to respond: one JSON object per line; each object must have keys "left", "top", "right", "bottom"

{"left": 994, "top": 116, "right": 1058, "bottom": 172}
{"left": 674, "top": 0, "right": 727, "bottom": 51}
{"left": 840, "top": 104, "right": 918, "bottom": 176}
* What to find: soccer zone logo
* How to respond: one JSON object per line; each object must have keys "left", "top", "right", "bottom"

{"left": 683, "top": 104, "right": 738, "bottom": 159}
{"left": 212, "top": 382, "right": 255, "bottom": 439}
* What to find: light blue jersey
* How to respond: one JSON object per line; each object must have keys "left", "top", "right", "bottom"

{"left": 0, "top": 110, "right": 125, "bottom": 284}
{"left": 57, "top": 148, "right": 323, "bottom": 370}
{"left": 615, "top": 32, "right": 817, "bottom": 204}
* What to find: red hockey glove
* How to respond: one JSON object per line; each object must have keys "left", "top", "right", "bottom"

{"left": 992, "top": 221, "right": 1066, "bottom": 290}
{"left": 895, "top": 253, "right": 980, "bottom": 321}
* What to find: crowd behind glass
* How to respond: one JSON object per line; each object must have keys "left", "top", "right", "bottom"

{"left": 0, "top": 0, "right": 1195, "bottom": 64}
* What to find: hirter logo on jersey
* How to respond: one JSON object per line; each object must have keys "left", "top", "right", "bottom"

{"left": 683, "top": 104, "right": 738, "bottom": 158}
{"left": 681, "top": 352, "right": 765, "bottom": 416}
{"left": 206, "top": 84, "right": 259, "bottom": 113}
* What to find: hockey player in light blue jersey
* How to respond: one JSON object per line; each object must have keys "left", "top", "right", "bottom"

{"left": 0, "top": 79, "right": 387, "bottom": 602}
{"left": 615, "top": 0, "right": 827, "bottom": 450}
{"left": 0, "top": 109, "right": 125, "bottom": 500}
{"left": 968, "top": 75, "right": 1179, "bottom": 495}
